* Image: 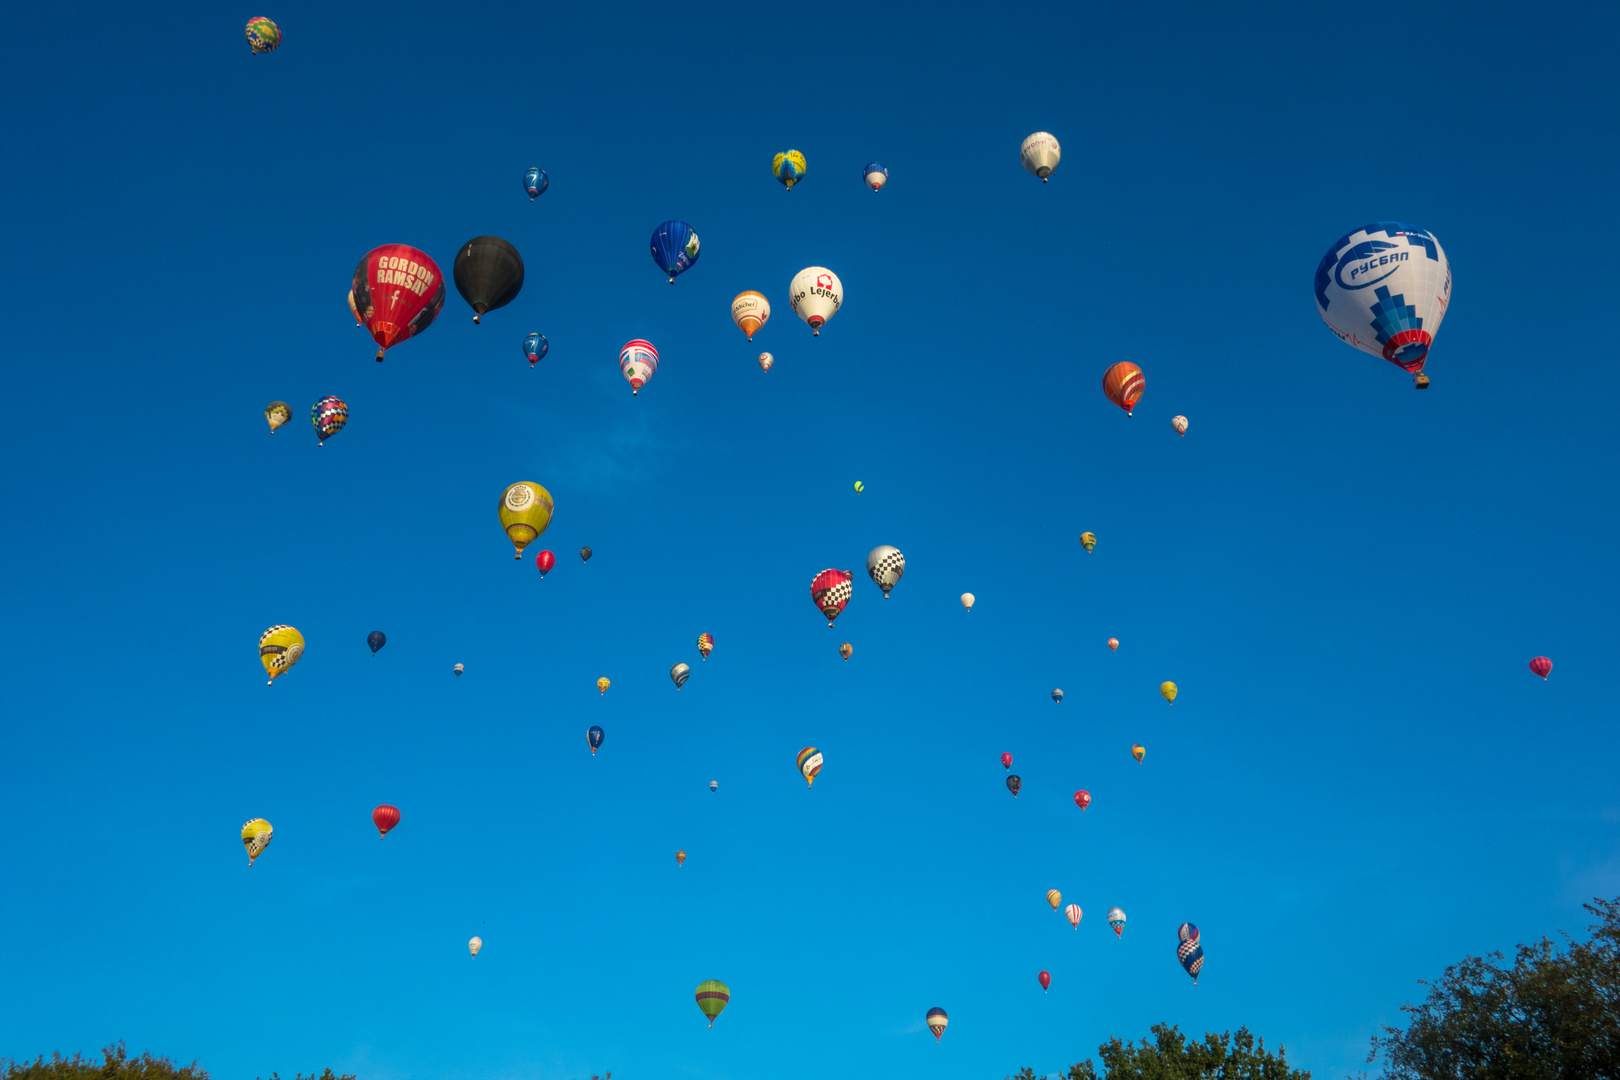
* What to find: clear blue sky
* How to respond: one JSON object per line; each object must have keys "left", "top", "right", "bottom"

{"left": 1, "top": 2, "right": 1617, "bottom": 1078}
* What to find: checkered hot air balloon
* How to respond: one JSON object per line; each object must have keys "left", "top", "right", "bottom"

{"left": 926, "top": 1007, "right": 948, "bottom": 1041}
{"left": 258, "top": 625, "right": 304, "bottom": 686}
{"left": 1315, "top": 223, "right": 1451, "bottom": 389}
{"left": 697, "top": 633, "right": 714, "bottom": 660}
{"left": 866, "top": 545, "right": 905, "bottom": 597}
{"left": 241, "top": 818, "right": 273, "bottom": 865}
{"left": 619, "top": 339, "right": 659, "bottom": 395}
{"left": 1177, "top": 922, "right": 1204, "bottom": 983}
{"left": 810, "top": 568, "right": 853, "bottom": 626}
{"left": 264, "top": 401, "right": 291, "bottom": 431}
{"left": 311, "top": 396, "right": 347, "bottom": 445}
{"left": 1106, "top": 907, "right": 1126, "bottom": 937}
{"left": 244, "top": 17, "right": 280, "bottom": 53}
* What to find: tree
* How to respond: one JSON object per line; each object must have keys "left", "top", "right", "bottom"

{"left": 2, "top": 1044, "right": 208, "bottom": 1080}
{"left": 1007, "top": 1024, "right": 1308, "bottom": 1080}
{"left": 1366, "top": 897, "right": 1620, "bottom": 1079}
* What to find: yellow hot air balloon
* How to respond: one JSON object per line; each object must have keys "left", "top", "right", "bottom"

{"left": 1046, "top": 888, "right": 1062, "bottom": 912}
{"left": 731, "top": 290, "right": 770, "bottom": 340}
{"left": 853, "top": 480, "right": 864, "bottom": 493}
{"left": 258, "top": 625, "right": 304, "bottom": 686}
{"left": 241, "top": 818, "right": 273, "bottom": 865}
{"left": 1080, "top": 532, "right": 1097, "bottom": 552}
{"left": 839, "top": 642, "right": 853, "bottom": 661}
{"left": 1160, "top": 681, "right": 1178, "bottom": 704}
{"left": 498, "top": 481, "right": 554, "bottom": 559}
{"left": 264, "top": 401, "right": 291, "bottom": 431}
{"left": 597, "top": 677, "right": 610, "bottom": 695}
{"left": 1132, "top": 743, "right": 1146, "bottom": 762}
{"left": 676, "top": 849, "right": 687, "bottom": 866}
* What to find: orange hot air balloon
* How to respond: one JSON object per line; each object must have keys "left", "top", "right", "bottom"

{"left": 1107, "top": 638, "right": 1119, "bottom": 651}
{"left": 1101, "top": 362, "right": 1145, "bottom": 416}
{"left": 839, "top": 642, "right": 853, "bottom": 661}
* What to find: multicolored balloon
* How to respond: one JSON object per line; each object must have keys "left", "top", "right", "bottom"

{"left": 790, "top": 267, "right": 843, "bottom": 335}
{"left": 367, "top": 631, "right": 386, "bottom": 655}
{"left": 926, "top": 1007, "right": 948, "bottom": 1041}
{"left": 1530, "top": 656, "right": 1552, "bottom": 679}
{"left": 536, "top": 550, "right": 555, "bottom": 578}
{"left": 1001, "top": 752, "right": 1012, "bottom": 770}
{"left": 1177, "top": 923, "right": 1204, "bottom": 983}
{"left": 671, "top": 662, "right": 691, "bottom": 690}
{"left": 523, "top": 333, "right": 548, "bottom": 368}
{"left": 596, "top": 677, "right": 610, "bottom": 696}
{"left": 863, "top": 163, "right": 889, "bottom": 191}
{"left": 772, "top": 150, "right": 807, "bottom": 189}
{"left": 866, "top": 545, "right": 905, "bottom": 597}
{"left": 244, "top": 17, "right": 281, "bottom": 53}
{"left": 351, "top": 244, "right": 446, "bottom": 361}
{"left": 587, "top": 725, "right": 604, "bottom": 754}
{"left": 241, "top": 818, "right": 273, "bottom": 864}
{"left": 1080, "top": 532, "right": 1097, "bottom": 552}
{"left": 797, "top": 746, "right": 823, "bottom": 787}
{"left": 1006, "top": 774, "right": 1021, "bottom": 798}
{"left": 1051, "top": 688, "right": 1063, "bottom": 704}
{"left": 1314, "top": 223, "right": 1452, "bottom": 389}
{"left": 1131, "top": 744, "right": 1145, "bottom": 762}
{"left": 311, "top": 396, "right": 347, "bottom": 445}
{"left": 757, "top": 352, "right": 774, "bottom": 372}
{"left": 373, "top": 804, "right": 400, "bottom": 837}
{"left": 1106, "top": 906, "right": 1126, "bottom": 937}
{"left": 1046, "top": 889, "right": 1062, "bottom": 911}
{"left": 1172, "top": 415, "right": 1189, "bottom": 436}
{"left": 523, "top": 167, "right": 548, "bottom": 200}
{"left": 839, "top": 642, "right": 853, "bottom": 661}
{"left": 469, "top": 936, "right": 482, "bottom": 957}
{"left": 676, "top": 849, "right": 687, "bottom": 866}
{"left": 1107, "top": 638, "right": 1119, "bottom": 651}
{"left": 619, "top": 339, "right": 659, "bottom": 395}
{"left": 453, "top": 236, "right": 524, "bottom": 324}
{"left": 696, "top": 980, "right": 730, "bottom": 1027}
{"left": 810, "top": 568, "right": 853, "bottom": 626}
{"left": 960, "top": 593, "right": 975, "bottom": 611}
{"left": 259, "top": 625, "right": 304, "bottom": 686}
{"left": 650, "top": 220, "right": 701, "bottom": 283}
{"left": 1102, "top": 362, "right": 1145, "bottom": 416}
{"left": 1020, "top": 132, "right": 1061, "bottom": 181}
{"left": 264, "top": 401, "right": 291, "bottom": 432}
{"left": 1037, "top": 970, "right": 1051, "bottom": 992}
{"left": 1073, "top": 790, "right": 1091, "bottom": 812}
{"left": 697, "top": 633, "right": 714, "bottom": 660}
{"left": 731, "top": 291, "right": 770, "bottom": 339}
{"left": 498, "top": 482, "right": 554, "bottom": 559}
{"left": 1160, "top": 681, "right": 1178, "bottom": 704}
{"left": 1064, "top": 903, "right": 1082, "bottom": 929}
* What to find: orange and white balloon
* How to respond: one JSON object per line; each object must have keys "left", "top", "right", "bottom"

{"left": 731, "top": 291, "right": 770, "bottom": 340}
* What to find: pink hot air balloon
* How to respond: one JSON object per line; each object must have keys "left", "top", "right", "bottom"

{"left": 535, "top": 549, "right": 555, "bottom": 578}
{"left": 1037, "top": 970, "right": 1051, "bottom": 993}
{"left": 1530, "top": 656, "right": 1552, "bottom": 680}
{"left": 1073, "top": 790, "right": 1091, "bottom": 812}
{"left": 1001, "top": 752, "right": 1012, "bottom": 770}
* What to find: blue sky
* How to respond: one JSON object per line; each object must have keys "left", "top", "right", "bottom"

{"left": 1, "top": 1, "right": 1617, "bottom": 1078}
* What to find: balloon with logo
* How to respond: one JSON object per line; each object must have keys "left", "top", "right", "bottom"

{"left": 1080, "top": 532, "right": 1097, "bottom": 552}
{"left": 757, "top": 352, "right": 774, "bottom": 372}
{"left": 587, "top": 725, "right": 604, "bottom": 755}
{"left": 1046, "top": 889, "right": 1061, "bottom": 912}
{"left": 1006, "top": 774, "right": 1021, "bottom": 798}
{"left": 789, "top": 267, "right": 843, "bottom": 335}
{"left": 863, "top": 163, "right": 889, "bottom": 191}
{"left": 535, "top": 550, "right": 555, "bottom": 578}
{"left": 1530, "top": 656, "right": 1552, "bottom": 680}
{"left": 649, "top": 220, "right": 700, "bottom": 283}
{"left": 245, "top": 17, "right": 280, "bottom": 53}
{"left": 1102, "top": 362, "right": 1145, "bottom": 415}
{"left": 1073, "top": 790, "right": 1091, "bottom": 812}
{"left": 866, "top": 545, "right": 904, "bottom": 598}
{"left": 259, "top": 625, "right": 304, "bottom": 686}
{"left": 241, "top": 818, "right": 273, "bottom": 864}
{"left": 697, "top": 633, "right": 714, "bottom": 660}
{"left": 453, "top": 663, "right": 464, "bottom": 677}
{"left": 926, "top": 1007, "right": 948, "bottom": 1041}
{"left": 709, "top": 780, "right": 718, "bottom": 793}
{"left": 311, "top": 396, "right": 347, "bottom": 445}
{"left": 468, "top": 936, "right": 482, "bottom": 957}
{"left": 676, "top": 849, "right": 686, "bottom": 866}
{"left": 1064, "top": 904, "right": 1082, "bottom": 929}
{"left": 367, "top": 631, "right": 386, "bottom": 655}
{"left": 1314, "top": 223, "right": 1452, "bottom": 389}
{"left": 1160, "top": 681, "right": 1178, "bottom": 704}
{"left": 797, "top": 746, "right": 823, "bottom": 787}
{"left": 1051, "top": 688, "right": 1063, "bottom": 704}
{"left": 523, "top": 333, "right": 548, "bottom": 368}
{"left": 596, "top": 677, "right": 610, "bottom": 695}
{"left": 523, "top": 167, "right": 548, "bottom": 200}
{"left": 671, "top": 662, "right": 691, "bottom": 690}
{"left": 351, "top": 244, "right": 446, "bottom": 361}
{"left": 730, "top": 291, "right": 770, "bottom": 340}
{"left": 1106, "top": 906, "right": 1127, "bottom": 937}
{"left": 696, "top": 980, "right": 730, "bottom": 1027}
{"left": 853, "top": 481, "right": 864, "bottom": 493}
{"left": 1172, "top": 415, "right": 1189, "bottom": 436}
{"left": 264, "top": 401, "right": 291, "bottom": 432}
{"left": 453, "top": 236, "right": 524, "bottom": 324}
{"left": 1020, "top": 132, "right": 1061, "bottom": 181}
{"left": 498, "top": 482, "right": 554, "bottom": 559}
{"left": 1177, "top": 923, "right": 1204, "bottom": 983}
{"left": 810, "top": 568, "right": 853, "bottom": 626}
{"left": 772, "top": 149, "right": 807, "bottom": 189}
{"left": 373, "top": 804, "right": 400, "bottom": 837}
{"left": 619, "top": 339, "right": 659, "bottom": 395}
{"left": 1001, "top": 752, "right": 1012, "bottom": 770}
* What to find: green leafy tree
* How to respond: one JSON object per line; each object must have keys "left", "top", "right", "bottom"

{"left": 1366, "top": 897, "right": 1620, "bottom": 1079}
{"left": 1007, "top": 1024, "right": 1307, "bottom": 1079}
{"left": 2, "top": 1044, "right": 208, "bottom": 1080}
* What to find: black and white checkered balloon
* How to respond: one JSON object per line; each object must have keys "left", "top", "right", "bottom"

{"left": 866, "top": 545, "right": 905, "bottom": 597}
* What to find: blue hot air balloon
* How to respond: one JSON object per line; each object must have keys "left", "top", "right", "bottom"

{"left": 1176, "top": 922, "right": 1204, "bottom": 983}
{"left": 1314, "top": 222, "right": 1452, "bottom": 389}
{"left": 650, "top": 221, "right": 700, "bottom": 283}
{"left": 863, "top": 163, "right": 889, "bottom": 191}
{"left": 367, "top": 631, "right": 386, "bottom": 655}
{"left": 523, "top": 332, "right": 548, "bottom": 368}
{"left": 587, "top": 725, "right": 604, "bottom": 756}
{"left": 523, "top": 167, "right": 548, "bottom": 201}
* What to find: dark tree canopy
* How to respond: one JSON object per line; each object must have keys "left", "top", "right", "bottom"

{"left": 1368, "top": 897, "right": 1620, "bottom": 1080}
{"left": 2, "top": 1044, "right": 208, "bottom": 1080}
{"left": 1007, "top": 1024, "right": 1308, "bottom": 1080}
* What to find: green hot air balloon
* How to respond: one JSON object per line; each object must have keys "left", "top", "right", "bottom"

{"left": 452, "top": 236, "right": 524, "bottom": 324}
{"left": 695, "top": 979, "right": 730, "bottom": 1027}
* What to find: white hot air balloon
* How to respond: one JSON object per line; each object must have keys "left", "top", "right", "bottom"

{"left": 1314, "top": 223, "right": 1452, "bottom": 389}
{"left": 619, "top": 339, "right": 659, "bottom": 395}
{"left": 960, "top": 592, "right": 975, "bottom": 611}
{"left": 789, "top": 267, "right": 843, "bottom": 336}
{"left": 731, "top": 291, "right": 770, "bottom": 340}
{"left": 866, "top": 545, "right": 905, "bottom": 597}
{"left": 468, "top": 936, "right": 483, "bottom": 957}
{"left": 1020, "top": 132, "right": 1061, "bottom": 182}
{"left": 1171, "top": 415, "right": 1189, "bottom": 436}
{"left": 757, "top": 352, "right": 774, "bottom": 372}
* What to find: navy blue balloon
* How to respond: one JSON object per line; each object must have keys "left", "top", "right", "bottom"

{"left": 649, "top": 220, "right": 700, "bottom": 283}
{"left": 587, "top": 725, "right": 605, "bottom": 754}
{"left": 367, "top": 630, "right": 386, "bottom": 655}
{"left": 523, "top": 332, "right": 548, "bottom": 368}
{"left": 523, "top": 167, "right": 548, "bottom": 200}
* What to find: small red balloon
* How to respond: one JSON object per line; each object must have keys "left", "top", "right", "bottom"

{"left": 536, "top": 549, "right": 556, "bottom": 577}
{"left": 1073, "top": 790, "right": 1091, "bottom": 811}
{"left": 1529, "top": 656, "right": 1552, "bottom": 679}
{"left": 1038, "top": 970, "right": 1051, "bottom": 992}
{"left": 1001, "top": 752, "right": 1013, "bottom": 770}
{"left": 373, "top": 804, "right": 401, "bottom": 837}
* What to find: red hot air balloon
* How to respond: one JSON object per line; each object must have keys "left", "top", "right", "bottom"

{"left": 1037, "top": 970, "right": 1051, "bottom": 993}
{"left": 1530, "top": 656, "right": 1552, "bottom": 679}
{"left": 1101, "top": 361, "right": 1145, "bottom": 416}
{"left": 809, "top": 568, "right": 853, "bottom": 627}
{"left": 1073, "top": 790, "right": 1091, "bottom": 812}
{"left": 372, "top": 804, "right": 401, "bottom": 837}
{"left": 1001, "top": 752, "right": 1013, "bottom": 770}
{"left": 351, "top": 245, "right": 447, "bottom": 362}
{"left": 536, "top": 550, "right": 555, "bottom": 578}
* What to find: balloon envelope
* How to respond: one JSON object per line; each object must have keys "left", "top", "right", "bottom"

{"left": 863, "top": 162, "right": 889, "bottom": 191}
{"left": 619, "top": 339, "right": 659, "bottom": 394}
{"left": 926, "top": 1007, "right": 947, "bottom": 1040}
{"left": 1046, "top": 889, "right": 1061, "bottom": 911}
{"left": 730, "top": 290, "right": 770, "bottom": 339}
{"left": 453, "top": 236, "right": 524, "bottom": 323}
{"left": 695, "top": 980, "right": 730, "bottom": 1026}
{"left": 587, "top": 725, "right": 604, "bottom": 754}
{"left": 1020, "top": 132, "right": 1061, "bottom": 180}
{"left": 709, "top": 780, "right": 718, "bottom": 793}
{"left": 1001, "top": 752, "right": 1012, "bottom": 769}
{"left": 1073, "top": 790, "right": 1091, "bottom": 811}
{"left": 1160, "top": 681, "right": 1178, "bottom": 704}
{"left": 1107, "top": 638, "right": 1119, "bottom": 650}
{"left": 866, "top": 545, "right": 905, "bottom": 597}
{"left": 1530, "top": 656, "right": 1552, "bottom": 679}
{"left": 1172, "top": 415, "right": 1189, "bottom": 436}
{"left": 789, "top": 267, "right": 842, "bottom": 335}
{"left": 1107, "top": 906, "right": 1127, "bottom": 937}
{"left": 1038, "top": 970, "right": 1051, "bottom": 991}
{"left": 580, "top": 547, "right": 592, "bottom": 562}
{"left": 264, "top": 401, "right": 291, "bottom": 431}
{"left": 453, "top": 663, "right": 464, "bottom": 676}
{"left": 810, "top": 568, "right": 853, "bottom": 626}
{"left": 469, "top": 936, "right": 482, "bottom": 957}
{"left": 1102, "top": 362, "right": 1145, "bottom": 415}
{"left": 259, "top": 625, "right": 304, "bottom": 685}
{"left": 373, "top": 804, "right": 400, "bottom": 836}
{"left": 757, "top": 352, "right": 774, "bottom": 372}
{"left": 244, "top": 17, "right": 280, "bottom": 53}
{"left": 523, "top": 167, "right": 548, "bottom": 200}
{"left": 650, "top": 220, "right": 701, "bottom": 282}
{"left": 311, "top": 396, "right": 348, "bottom": 444}
{"left": 1065, "top": 903, "right": 1082, "bottom": 928}
{"left": 523, "top": 332, "right": 548, "bottom": 367}
{"left": 676, "top": 849, "right": 686, "bottom": 866}
{"left": 241, "top": 818, "right": 273, "bottom": 864}
{"left": 1080, "top": 532, "right": 1097, "bottom": 552}
{"left": 1051, "top": 688, "right": 1063, "bottom": 704}
{"left": 797, "top": 747, "right": 823, "bottom": 787}
{"left": 1315, "top": 223, "right": 1451, "bottom": 380}
{"left": 671, "top": 662, "right": 691, "bottom": 689}
{"left": 772, "top": 150, "right": 806, "bottom": 188}
{"left": 1006, "top": 774, "right": 1021, "bottom": 797}
{"left": 367, "top": 630, "right": 386, "bottom": 655}
{"left": 536, "top": 549, "right": 555, "bottom": 577}
{"left": 1177, "top": 923, "right": 1204, "bottom": 981}
{"left": 351, "top": 245, "right": 446, "bottom": 360}
{"left": 499, "top": 482, "right": 554, "bottom": 559}
{"left": 839, "top": 642, "right": 853, "bottom": 661}
{"left": 960, "top": 592, "right": 975, "bottom": 611}
{"left": 1132, "top": 744, "right": 1145, "bottom": 762}
{"left": 697, "top": 633, "right": 714, "bottom": 660}
{"left": 596, "top": 677, "right": 610, "bottom": 695}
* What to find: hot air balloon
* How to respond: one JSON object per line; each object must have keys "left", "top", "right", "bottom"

{"left": 1107, "top": 638, "right": 1119, "bottom": 651}
{"left": 1007, "top": 774, "right": 1021, "bottom": 797}
{"left": 453, "top": 663, "right": 464, "bottom": 677}
{"left": 863, "top": 163, "right": 889, "bottom": 191}
{"left": 866, "top": 545, "right": 905, "bottom": 597}
{"left": 1065, "top": 904, "right": 1082, "bottom": 929}
{"left": 587, "top": 725, "right": 604, "bottom": 755}
{"left": 453, "top": 236, "right": 524, "bottom": 324}
{"left": 1051, "top": 688, "right": 1063, "bottom": 704}
{"left": 498, "top": 482, "right": 554, "bottom": 559}
{"left": 1107, "top": 907, "right": 1126, "bottom": 937}
{"left": 726, "top": 290, "right": 771, "bottom": 341}
{"left": 772, "top": 150, "right": 806, "bottom": 189}
{"left": 1020, "top": 132, "right": 1060, "bottom": 181}
{"left": 348, "top": 289, "right": 361, "bottom": 325}
{"left": 373, "top": 804, "right": 400, "bottom": 837}
{"left": 351, "top": 244, "right": 446, "bottom": 361}
{"left": 523, "top": 167, "right": 548, "bottom": 200}
{"left": 245, "top": 17, "right": 280, "bottom": 53}
{"left": 1160, "top": 681, "right": 1178, "bottom": 704}
{"left": 259, "top": 625, "right": 304, "bottom": 686}
{"left": 367, "top": 631, "right": 386, "bottom": 655}
{"left": 1073, "top": 790, "right": 1091, "bottom": 812}
{"left": 1131, "top": 744, "right": 1145, "bottom": 762}
{"left": 960, "top": 593, "right": 975, "bottom": 611}
{"left": 1315, "top": 223, "right": 1452, "bottom": 389}
{"left": 596, "top": 677, "right": 610, "bottom": 696}
{"left": 1001, "top": 752, "right": 1012, "bottom": 770}
{"left": 619, "top": 339, "right": 659, "bottom": 395}
{"left": 696, "top": 980, "right": 730, "bottom": 1027}
{"left": 650, "top": 221, "right": 701, "bottom": 283}
{"left": 523, "top": 332, "right": 548, "bottom": 368}
{"left": 264, "top": 401, "right": 291, "bottom": 432}
{"left": 757, "top": 352, "right": 774, "bottom": 372}
{"left": 926, "top": 1007, "right": 947, "bottom": 1041}
{"left": 1530, "top": 656, "right": 1552, "bottom": 679}
{"left": 697, "top": 634, "right": 714, "bottom": 660}
{"left": 311, "top": 396, "right": 348, "bottom": 445}
{"left": 1046, "top": 889, "right": 1062, "bottom": 912}
{"left": 810, "top": 568, "right": 853, "bottom": 626}
{"left": 709, "top": 780, "right": 718, "bottom": 793}
{"left": 1172, "top": 415, "right": 1189, "bottom": 436}
{"left": 789, "top": 267, "right": 842, "bottom": 335}
{"left": 853, "top": 481, "right": 864, "bottom": 493}
{"left": 580, "top": 547, "right": 593, "bottom": 563}
{"left": 1080, "top": 532, "right": 1097, "bottom": 552}
{"left": 671, "top": 662, "right": 691, "bottom": 690}
{"left": 1038, "top": 970, "right": 1051, "bottom": 992}
{"left": 241, "top": 818, "right": 273, "bottom": 864}
{"left": 1177, "top": 923, "right": 1204, "bottom": 983}
{"left": 1102, "top": 362, "right": 1145, "bottom": 416}
{"left": 468, "top": 936, "right": 482, "bottom": 957}
{"left": 839, "top": 642, "right": 853, "bottom": 661}
{"left": 676, "top": 849, "right": 687, "bottom": 866}
{"left": 797, "top": 747, "right": 823, "bottom": 787}
{"left": 536, "top": 550, "right": 555, "bottom": 578}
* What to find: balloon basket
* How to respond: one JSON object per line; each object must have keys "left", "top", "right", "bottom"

{"left": 1414, "top": 374, "right": 1431, "bottom": 389}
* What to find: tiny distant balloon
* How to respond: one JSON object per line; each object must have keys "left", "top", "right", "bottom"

{"left": 498, "top": 482, "right": 554, "bottom": 559}
{"left": 1177, "top": 923, "right": 1204, "bottom": 983}
{"left": 1064, "top": 903, "right": 1082, "bottom": 929}
{"left": 697, "top": 633, "right": 714, "bottom": 660}
{"left": 926, "top": 1007, "right": 948, "bottom": 1041}
{"left": 536, "top": 549, "right": 555, "bottom": 578}
{"left": 839, "top": 642, "right": 853, "bottom": 661}
{"left": 1080, "top": 532, "right": 1097, "bottom": 552}
{"left": 1051, "top": 688, "right": 1063, "bottom": 704}
{"left": 1073, "top": 790, "right": 1091, "bottom": 812}
{"left": 587, "top": 725, "right": 604, "bottom": 755}
{"left": 960, "top": 593, "right": 975, "bottom": 611}
{"left": 797, "top": 747, "right": 823, "bottom": 787}
{"left": 1106, "top": 907, "right": 1127, "bottom": 937}
{"left": 810, "top": 568, "right": 853, "bottom": 627}
{"left": 367, "top": 630, "right": 386, "bottom": 655}
{"left": 1530, "top": 656, "right": 1552, "bottom": 680}
{"left": 264, "top": 401, "right": 291, "bottom": 432}
{"left": 468, "top": 936, "right": 482, "bottom": 957}
{"left": 1160, "top": 681, "right": 1178, "bottom": 704}
{"left": 676, "top": 849, "right": 687, "bottom": 866}
{"left": 311, "top": 396, "right": 348, "bottom": 445}
{"left": 866, "top": 545, "right": 905, "bottom": 598}
{"left": 1037, "top": 970, "right": 1051, "bottom": 992}
{"left": 1020, "top": 132, "right": 1060, "bottom": 181}
{"left": 853, "top": 480, "right": 864, "bottom": 493}
{"left": 1172, "top": 415, "right": 1189, "bottom": 436}
{"left": 580, "top": 547, "right": 593, "bottom": 563}
{"left": 259, "top": 625, "right": 304, "bottom": 686}
{"left": 695, "top": 980, "right": 730, "bottom": 1027}
{"left": 373, "top": 804, "right": 400, "bottom": 837}
{"left": 1046, "top": 889, "right": 1061, "bottom": 911}
{"left": 671, "top": 662, "right": 691, "bottom": 690}
{"left": 1006, "top": 774, "right": 1021, "bottom": 798}
{"left": 453, "top": 663, "right": 464, "bottom": 677}
{"left": 241, "top": 818, "right": 273, "bottom": 865}
{"left": 863, "top": 162, "right": 889, "bottom": 191}
{"left": 1102, "top": 362, "right": 1145, "bottom": 416}
{"left": 245, "top": 17, "right": 281, "bottom": 53}
{"left": 1131, "top": 744, "right": 1145, "bottom": 762}
{"left": 790, "top": 266, "right": 842, "bottom": 335}
{"left": 523, "top": 332, "right": 548, "bottom": 368}
{"left": 650, "top": 220, "right": 701, "bottom": 283}
{"left": 619, "top": 339, "right": 659, "bottom": 395}
{"left": 757, "top": 352, "right": 774, "bottom": 372}
{"left": 1001, "top": 752, "right": 1012, "bottom": 770}
{"left": 1107, "top": 638, "right": 1119, "bottom": 651}
{"left": 348, "top": 289, "right": 360, "bottom": 325}
{"left": 772, "top": 149, "right": 807, "bottom": 189}
{"left": 731, "top": 291, "right": 770, "bottom": 339}
{"left": 596, "top": 677, "right": 610, "bottom": 695}
{"left": 709, "top": 780, "right": 718, "bottom": 793}
{"left": 523, "top": 167, "right": 548, "bottom": 200}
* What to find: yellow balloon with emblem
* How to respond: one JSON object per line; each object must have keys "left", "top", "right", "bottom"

{"left": 241, "top": 818, "right": 273, "bottom": 865}
{"left": 499, "top": 481, "right": 554, "bottom": 559}
{"left": 1160, "top": 681, "right": 1178, "bottom": 704}
{"left": 597, "top": 676, "right": 610, "bottom": 695}
{"left": 265, "top": 401, "right": 291, "bottom": 431}
{"left": 259, "top": 625, "right": 305, "bottom": 686}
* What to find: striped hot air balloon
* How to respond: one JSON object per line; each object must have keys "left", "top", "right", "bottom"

{"left": 1530, "top": 656, "right": 1552, "bottom": 679}
{"left": 1101, "top": 362, "right": 1145, "bottom": 415}
{"left": 810, "top": 568, "right": 853, "bottom": 626}
{"left": 926, "top": 1007, "right": 948, "bottom": 1041}
{"left": 1131, "top": 744, "right": 1145, "bottom": 762}
{"left": 619, "top": 339, "right": 659, "bottom": 395}
{"left": 1046, "top": 889, "right": 1062, "bottom": 912}
{"left": 695, "top": 980, "right": 730, "bottom": 1027}
{"left": 671, "top": 662, "right": 691, "bottom": 690}
{"left": 797, "top": 747, "right": 823, "bottom": 787}
{"left": 372, "top": 804, "right": 400, "bottom": 837}
{"left": 697, "top": 633, "right": 714, "bottom": 660}
{"left": 1064, "top": 903, "right": 1082, "bottom": 928}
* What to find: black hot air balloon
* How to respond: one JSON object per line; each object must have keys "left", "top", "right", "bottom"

{"left": 1006, "top": 774, "right": 1021, "bottom": 798}
{"left": 367, "top": 631, "right": 386, "bottom": 655}
{"left": 580, "top": 547, "right": 593, "bottom": 563}
{"left": 452, "top": 236, "right": 524, "bottom": 324}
